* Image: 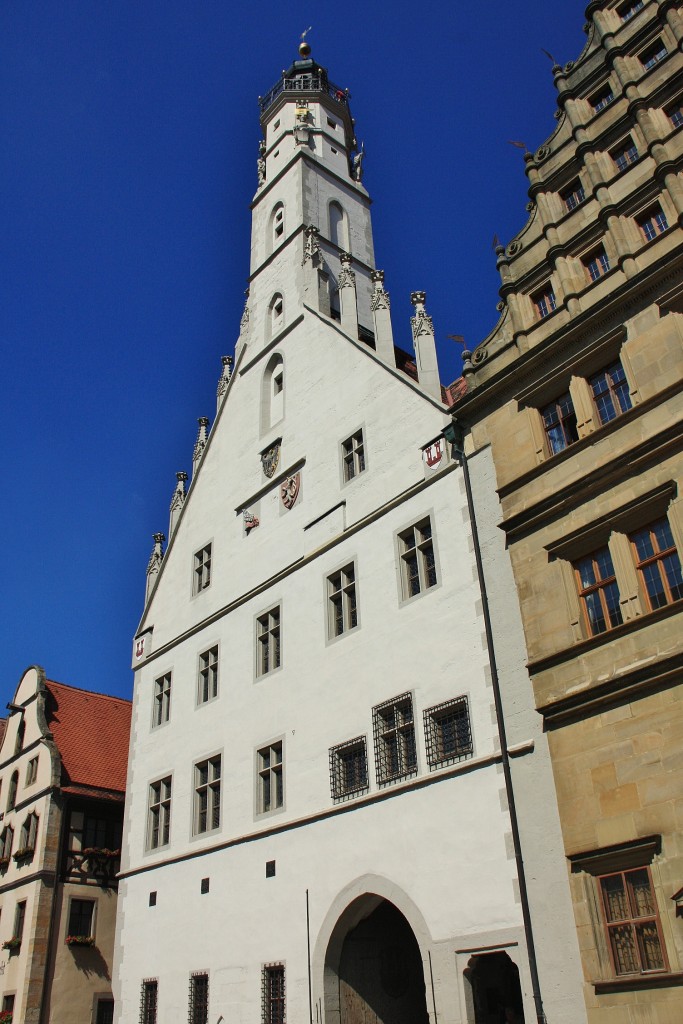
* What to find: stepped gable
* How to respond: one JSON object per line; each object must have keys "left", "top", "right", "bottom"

{"left": 44, "top": 679, "right": 131, "bottom": 799}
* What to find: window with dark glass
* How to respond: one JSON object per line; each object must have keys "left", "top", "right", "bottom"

{"left": 541, "top": 393, "right": 579, "bottom": 455}
{"left": 599, "top": 867, "right": 667, "bottom": 975}
{"left": 256, "top": 607, "right": 281, "bottom": 676}
{"left": 262, "top": 964, "right": 285, "bottom": 1024}
{"left": 7, "top": 771, "right": 18, "bottom": 812}
{"left": 153, "top": 672, "right": 171, "bottom": 727}
{"left": 630, "top": 519, "right": 683, "bottom": 610}
{"left": 561, "top": 179, "right": 586, "bottom": 211}
{"left": 617, "top": 0, "right": 643, "bottom": 21}
{"left": 574, "top": 546, "right": 623, "bottom": 635}
{"left": 589, "top": 360, "right": 632, "bottom": 424}
{"left": 639, "top": 39, "right": 667, "bottom": 71}
{"left": 194, "top": 756, "right": 221, "bottom": 834}
{"left": 423, "top": 696, "right": 473, "bottom": 770}
{"left": 637, "top": 206, "right": 669, "bottom": 242}
{"left": 193, "top": 544, "right": 212, "bottom": 594}
{"left": 147, "top": 777, "right": 172, "bottom": 850}
{"left": 67, "top": 898, "right": 95, "bottom": 939}
{"left": 583, "top": 246, "right": 610, "bottom": 282}
{"left": 611, "top": 138, "right": 638, "bottom": 172}
{"left": 666, "top": 99, "right": 683, "bottom": 129}
{"left": 590, "top": 86, "right": 613, "bottom": 113}
{"left": 327, "top": 564, "right": 358, "bottom": 638}
{"left": 257, "top": 742, "right": 283, "bottom": 814}
{"left": 373, "top": 693, "right": 417, "bottom": 785}
{"left": 197, "top": 646, "right": 219, "bottom": 704}
{"left": 329, "top": 737, "right": 368, "bottom": 801}
{"left": 189, "top": 972, "right": 209, "bottom": 1024}
{"left": 341, "top": 429, "right": 365, "bottom": 481}
{"left": 532, "top": 286, "right": 556, "bottom": 319}
{"left": 398, "top": 518, "right": 437, "bottom": 600}
{"left": 140, "top": 980, "right": 158, "bottom": 1024}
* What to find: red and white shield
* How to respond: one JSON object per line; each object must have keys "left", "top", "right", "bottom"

{"left": 423, "top": 440, "right": 443, "bottom": 470}
{"left": 135, "top": 638, "right": 145, "bottom": 660}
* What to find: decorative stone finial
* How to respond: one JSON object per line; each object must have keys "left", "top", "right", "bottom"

{"left": 371, "top": 270, "right": 390, "bottom": 310}
{"left": 169, "top": 472, "right": 187, "bottom": 536}
{"left": 145, "top": 533, "right": 166, "bottom": 602}
{"left": 410, "top": 291, "right": 434, "bottom": 339}
{"left": 337, "top": 251, "right": 356, "bottom": 289}
{"left": 302, "top": 225, "right": 322, "bottom": 266}
{"left": 216, "top": 355, "right": 234, "bottom": 407}
{"left": 193, "top": 417, "right": 210, "bottom": 466}
{"left": 240, "top": 289, "right": 250, "bottom": 334}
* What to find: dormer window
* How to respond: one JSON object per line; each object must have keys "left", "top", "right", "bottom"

{"left": 639, "top": 40, "right": 667, "bottom": 71}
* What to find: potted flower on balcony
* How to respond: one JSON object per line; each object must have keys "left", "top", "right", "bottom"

{"left": 0, "top": 857, "right": 10, "bottom": 871}
{"left": 12, "top": 847, "right": 34, "bottom": 863}
{"left": 0, "top": 1009, "right": 13, "bottom": 1023}
{"left": 65, "top": 935, "right": 95, "bottom": 948}
{"left": 2, "top": 937, "right": 21, "bottom": 952}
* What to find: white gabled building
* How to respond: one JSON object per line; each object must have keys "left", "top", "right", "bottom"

{"left": 114, "top": 43, "right": 585, "bottom": 1024}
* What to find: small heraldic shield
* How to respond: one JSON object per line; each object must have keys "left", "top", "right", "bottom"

{"left": 135, "top": 637, "right": 145, "bottom": 660}
{"left": 261, "top": 442, "right": 281, "bottom": 479}
{"left": 280, "top": 473, "right": 300, "bottom": 510}
{"left": 422, "top": 439, "right": 443, "bottom": 471}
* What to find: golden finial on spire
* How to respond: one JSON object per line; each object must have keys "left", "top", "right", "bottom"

{"left": 299, "top": 26, "right": 312, "bottom": 58}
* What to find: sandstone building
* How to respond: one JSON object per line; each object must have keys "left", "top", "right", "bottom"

{"left": 113, "top": 41, "right": 586, "bottom": 1024}
{"left": 0, "top": 666, "right": 131, "bottom": 1024}
{"left": 454, "top": 0, "right": 683, "bottom": 1020}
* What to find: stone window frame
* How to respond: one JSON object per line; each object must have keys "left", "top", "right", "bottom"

{"left": 191, "top": 752, "right": 222, "bottom": 838}
{"left": 546, "top": 484, "right": 683, "bottom": 643}
{"left": 66, "top": 895, "right": 97, "bottom": 942}
{"left": 18, "top": 810, "right": 39, "bottom": 853}
{"left": 196, "top": 644, "right": 219, "bottom": 707}
{"left": 372, "top": 691, "right": 419, "bottom": 787}
{"left": 588, "top": 83, "right": 614, "bottom": 113}
{"left": 394, "top": 512, "right": 442, "bottom": 608}
{"left": 610, "top": 136, "right": 639, "bottom": 173}
{"left": 254, "top": 736, "right": 285, "bottom": 820}
{"left": 25, "top": 756, "right": 38, "bottom": 787}
{"left": 324, "top": 558, "right": 360, "bottom": 645}
{"left": 254, "top": 602, "right": 283, "bottom": 680}
{"left": 192, "top": 543, "right": 213, "bottom": 597}
{"left": 560, "top": 177, "right": 586, "bottom": 211}
{"left": 531, "top": 284, "right": 557, "bottom": 320}
{"left": 328, "top": 736, "right": 369, "bottom": 802}
{"left": 636, "top": 204, "right": 669, "bottom": 243}
{"left": 423, "top": 694, "right": 474, "bottom": 771}
{"left": 152, "top": 671, "right": 172, "bottom": 729}
{"left": 146, "top": 775, "right": 173, "bottom": 853}
{"left": 638, "top": 38, "right": 668, "bottom": 72}
{"left": 339, "top": 424, "right": 367, "bottom": 486}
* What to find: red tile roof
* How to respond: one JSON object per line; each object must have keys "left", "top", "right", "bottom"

{"left": 444, "top": 376, "right": 467, "bottom": 405}
{"left": 44, "top": 680, "right": 131, "bottom": 797}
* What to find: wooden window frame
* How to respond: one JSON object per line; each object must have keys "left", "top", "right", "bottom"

{"left": 630, "top": 518, "right": 683, "bottom": 611}
{"left": 589, "top": 360, "right": 632, "bottom": 425}
{"left": 598, "top": 866, "right": 668, "bottom": 976}
{"left": 574, "top": 545, "right": 623, "bottom": 636}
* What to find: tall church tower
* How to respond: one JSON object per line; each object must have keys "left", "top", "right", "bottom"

{"left": 113, "top": 44, "right": 584, "bottom": 1024}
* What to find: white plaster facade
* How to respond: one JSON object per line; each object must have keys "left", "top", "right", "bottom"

{"left": 114, "top": 49, "right": 585, "bottom": 1024}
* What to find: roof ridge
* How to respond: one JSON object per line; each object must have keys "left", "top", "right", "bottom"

{"left": 45, "top": 679, "right": 132, "bottom": 706}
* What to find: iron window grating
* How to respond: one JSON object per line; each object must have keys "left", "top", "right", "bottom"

{"left": 140, "top": 979, "right": 158, "bottom": 1024}
{"left": 372, "top": 693, "right": 417, "bottom": 786}
{"left": 329, "top": 736, "right": 369, "bottom": 802}
{"left": 423, "top": 696, "right": 473, "bottom": 770}
{"left": 262, "top": 963, "right": 286, "bottom": 1024}
{"left": 188, "top": 972, "right": 209, "bottom": 1024}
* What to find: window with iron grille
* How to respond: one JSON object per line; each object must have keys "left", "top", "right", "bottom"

{"left": 327, "top": 564, "right": 358, "bottom": 638}
{"left": 599, "top": 867, "right": 667, "bottom": 975}
{"left": 140, "top": 974, "right": 158, "bottom": 1024}
{"left": 193, "top": 755, "right": 221, "bottom": 835}
{"left": 329, "top": 737, "right": 368, "bottom": 801}
{"left": 341, "top": 429, "right": 365, "bottom": 481}
{"left": 589, "top": 360, "right": 632, "bottom": 424}
{"left": 67, "top": 898, "right": 95, "bottom": 939}
{"left": 96, "top": 999, "right": 114, "bottom": 1024}
{"left": 541, "top": 392, "right": 579, "bottom": 455}
{"left": 637, "top": 205, "right": 669, "bottom": 242}
{"left": 197, "top": 646, "right": 219, "bottom": 704}
{"left": 532, "top": 286, "right": 556, "bottom": 319}
{"left": 583, "top": 246, "right": 610, "bottom": 282}
{"left": 193, "top": 544, "right": 212, "bottom": 595}
{"left": 611, "top": 138, "right": 638, "bottom": 172}
{"left": 630, "top": 519, "right": 683, "bottom": 611}
{"left": 574, "top": 546, "right": 623, "bottom": 636}
{"left": 188, "top": 972, "right": 209, "bottom": 1024}
{"left": 667, "top": 99, "right": 683, "bottom": 129}
{"left": 257, "top": 742, "right": 284, "bottom": 814}
{"left": 424, "top": 696, "right": 473, "bottom": 770}
{"left": 262, "top": 964, "right": 285, "bottom": 1024}
{"left": 256, "top": 607, "right": 281, "bottom": 676}
{"left": 617, "top": 0, "right": 643, "bottom": 21}
{"left": 398, "top": 518, "right": 437, "bottom": 601}
{"left": 561, "top": 179, "right": 585, "bottom": 211}
{"left": 147, "top": 777, "right": 172, "bottom": 850}
{"left": 589, "top": 85, "right": 613, "bottom": 113}
{"left": 373, "top": 693, "right": 417, "bottom": 785}
{"left": 639, "top": 39, "right": 667, "bottom": 70}
{"left": 153, "top": 673, "right": 171, "bottom": 727}
{"left": 25, "top": 756, "right": 38, "bottom": 786}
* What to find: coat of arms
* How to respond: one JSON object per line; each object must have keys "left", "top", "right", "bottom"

{"left": 261, "top": 442, "right": 281, "bottom": 479}
{"left": 134, "top": 638, "right": 145, "bottom": 659}
{"left": 423, "top": 440, "right": 443, "bottom": 471}
{"left": 280, "top": 473, "right": 300, "bottom": 510}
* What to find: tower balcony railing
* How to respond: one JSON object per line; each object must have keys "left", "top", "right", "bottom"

{"left": 259, "top": 75, "right": 348, "bottom": 115}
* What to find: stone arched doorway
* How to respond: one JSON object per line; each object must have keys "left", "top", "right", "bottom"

{"left": 464, "top": 951, "right": 525, "bottom": 1024}
{"left": 325, "top": 896, "right": 430, "bottom": 1024}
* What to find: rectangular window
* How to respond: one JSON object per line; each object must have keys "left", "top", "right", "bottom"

{"left": 398, "top": 518, "right": 437, "bottom": 600}
{"left": 189, "top": 973, "right": 209, "bottom": 1024}
{"left": 193, "top": 544, "right": 212, "bottom": 594}
{"left": 561, "top": 179, "right": 586, "bottom": 211}
{"left": 197, "top": 646, "right": 219, "bottom": 704}
{"left": 262, "top": 964, "right": 285, "bottom": 1024}
{"left": 13, "top": 901, "right": 26, "bottom": 944}
{"left": 147, "top": 777, "right": 172, "bottom": 850}
{"left": 153, "top": 672, "right": 171, "bottom": 727}
{"left": 373, "top": 693, "right": 417, "bottom": 785}
{"left": 583, "top": 246, "right": 611, "bottom": 282}
{"left": 423, "top": 696, "right": 473, "bottom": 770}
{"left": 637, "top": 206, "right": 669, "bottom": 242}
{"left": 541, "top": 392, "right": 579, "bottom": 455}
{"left": 532, "top": 286, "right": 557, "bottom": 319}
{"left": 329, "top": 737, "right": 368, "bottom": 801}
{"left": 611, "top": 138, "right": 638, "bottom": 172}
{"left": 667, "top": 99, "right": 683, "bottom": 129}
{"left": 2, "top": 997, "right": 15, "bottom": 1015}
{"left": 631, "top": 519, "right": 683, "bottom": 610}
{"left": 96, "top": 999, "right": 115, "bottom": 1024}
{"left": 639, "top": 40, "right": 667, "bottom": 70}
{"left": 341, "top": 429, "right": 365, "bottom": 481}
{"left": 590, "top": 360, "right": 632, "bottom": 424}
{"left": 327, "top": 564, "right": 358, "bottom": 638}
{"left": 256, "top": 607, "right": 281, "bottom": 676}
{"left": 617, "top": 0, "right": 643, "bottom": 21}
{"left": 600, "top": 867, "right": 667, "bottom": 975}
{"left": 140, "top": 980, "right": 158, "bottom": 1024}
{"left": 574, "top": 546, "right": 623, "bottom": 635}
{"left": 67, "top": 898, "right": 95, "bottom": 939}
{"left": 194, "top": 756, "right": 221, "bottom": 835}
{"left": 257, "top": 742, "right": 283, "bottom": 814}
{"left": 590, "top": 86, "right": 614, "bottom": 113}
{"left": 25, "top": 756, "right": 38, "bottom": 785}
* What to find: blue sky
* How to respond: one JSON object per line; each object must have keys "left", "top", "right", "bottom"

{"left": 1, "top": 1, "right": 587, "bottom": 705}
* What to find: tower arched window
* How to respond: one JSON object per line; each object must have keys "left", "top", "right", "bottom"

{"left": 269, "top": 203, "right": 285, "bottom": 253}
{"left": 7, "top": 771, "right": 18, "bottom": 812}
{"left": 269, "top": 293, "right": 284, "bottom": 339}
{"left": 261, "top": 353, "right": 285, "bottom": 432}
{"left": 329, "top": 201, "right": 348, "bottom": 250}
{"left": 14, "top": 719, "right": 25, "bottom": 756}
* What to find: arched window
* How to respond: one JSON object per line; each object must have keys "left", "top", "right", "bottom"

{"left": 0, "top": 825, "right": 13, "bottom": 862}
{"left": 14, "top": 719, "right": 25, "bottom": 756}
{"left": 269, "top": 203, "right": 285, "bottom": 253}
{"left": 329, "top": 201, "right": 348, "bottom": 250}
{"left": 19, "top": 812, "right": 38, "bottom": 853}
{"left": 7, "top": 771, "right": 18, "bottom": 812}
{"left": 269, "top": 293, "right": 284, "bottom": 340}
{"left": 261, "top": 353, "right": 285, "bottom": 432}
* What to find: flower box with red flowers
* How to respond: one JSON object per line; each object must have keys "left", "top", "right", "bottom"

{"left": 0, "top": 1009, "right": 13, "bottom": 1023}
{"left": 66, "top": 935, "right": 95, "bottom": 948}
{"left": 2, "top": 937, "right": 21, "bottom": 951}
